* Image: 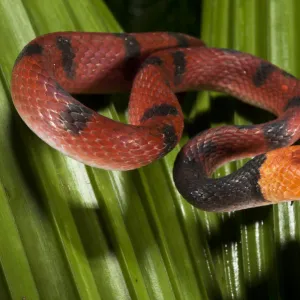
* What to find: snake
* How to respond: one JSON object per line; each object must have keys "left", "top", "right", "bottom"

{"left": 11, "top": 32, "right": 300, "bottom": 212}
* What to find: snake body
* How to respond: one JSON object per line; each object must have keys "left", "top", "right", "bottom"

{"left": 11, "top": 32, "right": 300, "bottom": 212}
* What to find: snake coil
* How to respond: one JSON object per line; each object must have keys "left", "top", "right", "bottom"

{"left": 11, "top": 32, "right": 300, "bottom": 212}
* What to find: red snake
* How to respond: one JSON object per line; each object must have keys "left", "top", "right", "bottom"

{"left": 11, "top": 32, "right": 300, "bottom": 212}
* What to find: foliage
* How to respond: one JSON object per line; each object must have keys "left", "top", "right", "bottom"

{"left": 0, "top": 0, "right": 299, "bottom": 299}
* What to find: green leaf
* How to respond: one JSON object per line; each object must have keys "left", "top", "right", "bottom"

{"left": 0, "top": 0, "right": 299, "bottom": 299}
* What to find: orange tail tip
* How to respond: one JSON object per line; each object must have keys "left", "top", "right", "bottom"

{"left": 259, "top": 146, "right": 300, "bottom": 202}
